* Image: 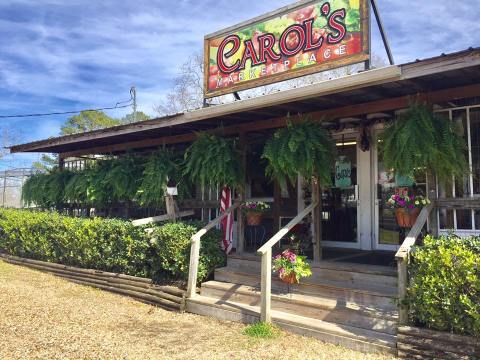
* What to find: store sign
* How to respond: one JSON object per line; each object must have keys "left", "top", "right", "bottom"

{"left": 335, "top": 157, "right": 352, "bottom": 188}
{"left": 204, "top": 0, "right": 370, "bottom": 98}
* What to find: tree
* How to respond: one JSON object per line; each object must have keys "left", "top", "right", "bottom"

{"left": 61, "top": 110, "right": 121, "bottom": 135}
{"left": 121, "top": 111, "right": 150, "bottom": 124}
{"left": 32, "top": 154, "right": 58, "bottom": 171}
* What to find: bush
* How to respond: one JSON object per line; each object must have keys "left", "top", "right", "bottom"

{"left": 407, "top": 235, "right": 480, "bottom": 336}
{"left": 150, "top": 221, "right": 226, "bottom": 282}
{"left": 0, "top": 209, "right": 225, "bottom": 284}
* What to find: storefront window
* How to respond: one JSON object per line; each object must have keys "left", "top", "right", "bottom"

{"left": 436, "top": 103, "right": 480, "bottom": 233}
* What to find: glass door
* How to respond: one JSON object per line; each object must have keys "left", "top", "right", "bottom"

{"left": 322, "top": 140, "right": 360, "bottom": 248}
{"left": 374, "top": 135, "right": 427, "bottom": 250}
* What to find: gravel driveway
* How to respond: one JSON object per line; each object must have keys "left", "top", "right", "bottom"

{"left": 0, "top": 260, "right": 396, "bottom": 360}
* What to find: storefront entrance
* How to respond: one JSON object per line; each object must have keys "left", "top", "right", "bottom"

{"left": 321, "top": 133, "right": 373, "bottom": 251}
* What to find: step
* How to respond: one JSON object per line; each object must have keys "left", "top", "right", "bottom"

{"left": 214, "top": 267, "right": 397, "bottom": 310}
{"left": 227, "top": 254, "right": 398, "bottom": 289}
{"left": 201, "top": 280, "right": 398, "bottom": 335}
{"left": 186, "top": 295, "right": 397, "bottom": 355}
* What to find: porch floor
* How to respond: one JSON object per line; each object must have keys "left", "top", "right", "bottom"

{"left": 323, "top": 248, "right": 396, "bottom": 268}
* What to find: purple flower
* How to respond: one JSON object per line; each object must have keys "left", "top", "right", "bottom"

{"left": 273, "top": 254, "right": 281, "bottom": 261}
{"left": 398, "top": 200, "right": 406, "bottom": 207}
{"left": 408, "top": 204, "right": 414, "bottom": 209}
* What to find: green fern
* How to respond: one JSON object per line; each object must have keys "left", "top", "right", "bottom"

{"left": 262, "top": 115, "right": 336, "bottom": 189}
{"left": 183, "top": 132, "right": 243, "bottom": 189}
{"left": 137, "top": 149, "right": 180, "bottom": 208}
{"left": 379, "top": 104, "right": 468, "bottom": 182}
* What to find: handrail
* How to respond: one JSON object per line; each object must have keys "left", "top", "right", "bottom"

{"left": 395, "top": 204, "right": 433, "bottom": 261}
{"left": 186, "top": 202, "right": 241, "bottom": 298}
{"left": 256, "top": 201, "right": 318, "bottom": 323}
{"left": 395, "top": 204, "right": 433, "bottom": 325}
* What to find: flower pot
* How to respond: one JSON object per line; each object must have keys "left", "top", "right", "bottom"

{"left": 246, "top": 211, "right": 263, "bottom": 226}
{"left": 395, "top": 207, "right": 421, "bottom": 228}
{"left": 280, "top": 272, "right": 299, "bottom": 284}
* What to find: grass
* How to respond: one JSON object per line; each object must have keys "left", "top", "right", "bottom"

{"left": 243, "top": 322, "right": 281, "bottom": 339}
{"left": 0, "top": 260, "right": 397, "bottom": 360}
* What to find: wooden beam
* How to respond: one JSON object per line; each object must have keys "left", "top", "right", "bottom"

{"left": 60, "top": 83, "right": 480, "bottom": 157}
{"left": 132, "top": 210, "right": 194, "bottom": 226}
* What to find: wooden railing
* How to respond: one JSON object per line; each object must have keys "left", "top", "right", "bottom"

{"left": 395, "top": 204, "right": 433, "bottom": 324}
{"left": 186, "top": 202, "right": 241, "bottom": 298}
{"left": 256, "top": 201, "right": 318, "bottom": 323}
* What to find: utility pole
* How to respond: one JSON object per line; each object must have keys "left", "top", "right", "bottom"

{"left": 130, "top": 86, "right": 137, "bottom": 123}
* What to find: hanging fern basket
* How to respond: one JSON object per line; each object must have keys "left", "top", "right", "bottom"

{"left": 379, "top": 103, "right": 468, "bottom": 183}
{"left": 262, "top": 116, "right": 336, "bottom": 190}
{"left": 183, "top": 132, "right": 243, "bottom": 190}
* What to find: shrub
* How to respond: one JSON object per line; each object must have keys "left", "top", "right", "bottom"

{"left": 407, "top": 235, "right": 480, "bottom": 336}
{"left": 0, "top": 208, "right": 150, "bottom": 277}
{"left": 0, "top": 209, "right": 225, "bottom": 284}
{"left": 150, "top": 221, "right": 226, "bottom": 282}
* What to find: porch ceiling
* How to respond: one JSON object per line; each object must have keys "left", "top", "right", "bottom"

{"left": 10, "top": 47, "right": 480, "bottom": 156}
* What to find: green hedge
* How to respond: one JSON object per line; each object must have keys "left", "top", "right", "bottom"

{"left": 407, "top": 235, "right": 480, "bottom": 336}
{"left": 0, "top": 208, "right": 225, "bottom": 284}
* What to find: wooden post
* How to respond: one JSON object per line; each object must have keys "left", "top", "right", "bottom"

{"left": 236, "top": 132, "right": 247, "bottom": 254}
{"left": 260, "top": 248, "right": 272, "bottom": 323}
{"left": 186, "top": 234, "right": 201, "bottom": 298}
{"left": 165, "top": 195, "right": 177, "bottom": 222}
{"left": 312, "top": 178, "right": 322, "bottom": 261}
{"left": 59, "top": 154, "right": 65, "bottom": 170}
{"left": 427, "top": 171, "right": 438, "bottom": 237}
{"left": 397, "top": 257, "right": 408, "bottom": 325}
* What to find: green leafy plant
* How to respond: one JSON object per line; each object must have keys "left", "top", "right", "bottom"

{"left": 272, "top": 249, "right": 312, "bottom": 283}
{"left": 22, "top": 169, "right": 73, "bottom": 208}
{"left": 0, "top": 209, "right": 227, "bottom": 284}
{"left": 407, "top": 235, "right": 480, "bottom": 336}
{"left": 137, "top": 150, "right": 180, "bottom": 208}
{"left": 103, "top": 154, "right": 143, "bottom": 203}
{"left": 262, "top": 116, "right": 336, "bottom": 190}
{"left": 242, "top": 322, "right": 281, "bottom": 339}
{"left": 183, "top": 132, "right": 243, "bottom": 189}
{"left": 149, "top": 221, "right": 226, "bottom": 283}
{"left": 379, "top": 104, "right": 468, "bottom": 182}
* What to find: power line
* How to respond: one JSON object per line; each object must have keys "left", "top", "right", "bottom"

{"left": 0, "top": 101, "right": 133, "bottom": 119}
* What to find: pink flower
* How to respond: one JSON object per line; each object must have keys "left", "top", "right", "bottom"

{"left": 278, "top": 268, "right": 285, "bottom": 277}
{"left": 273, "top": 254, "right": 281, "bottom": 261}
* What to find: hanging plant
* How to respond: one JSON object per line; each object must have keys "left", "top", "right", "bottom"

{"left": 262, "top": 116, "right": 336, "bottom": 189}
{"left": 379, "top": 104, "right": 468, "bottom": 182}
{"left": 103, "top": 154, "right": 143, "bottom": 203}
{"left": 183, "top": 132, "right": 243, "bottom": 189}
{"left": 64, "top": 166, "right": 95, "bottom": 205}
{"left": 137, "top": 149, "right": 181, "bottom": 208}
{"left": 22, "top": 169, "right": 73, "bottom": 208}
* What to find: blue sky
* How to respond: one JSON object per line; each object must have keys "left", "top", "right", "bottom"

{"left": 0, "top": 0, "right": 479, "bottom": 168}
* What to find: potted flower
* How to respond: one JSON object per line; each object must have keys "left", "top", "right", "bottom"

{"left": 244, "top": 201, "right": 270, "bottom": 226}
{"left": 272, "top": 249, "right": 312, "bottom": 284}
{"left": 387, "top": 194, "right": 430, "bottom": 228}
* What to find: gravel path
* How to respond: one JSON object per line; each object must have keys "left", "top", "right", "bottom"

{"left": 0, "top": 260, "right": 396, "bottom": 360}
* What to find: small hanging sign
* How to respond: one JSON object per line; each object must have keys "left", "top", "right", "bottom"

{"left": 395, "top": 173, "right": 414, "bottom": 187}
{"left": 335, "top": 156, "right": 352, "bottom": 188}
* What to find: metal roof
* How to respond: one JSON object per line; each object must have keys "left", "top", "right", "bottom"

{"left": 10, "top": 47, "right": 480, "bottom": 155}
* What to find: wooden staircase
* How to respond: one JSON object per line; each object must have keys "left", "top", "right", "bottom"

{"left": 187, "top": 253, "right": 398, "bottom": 355}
